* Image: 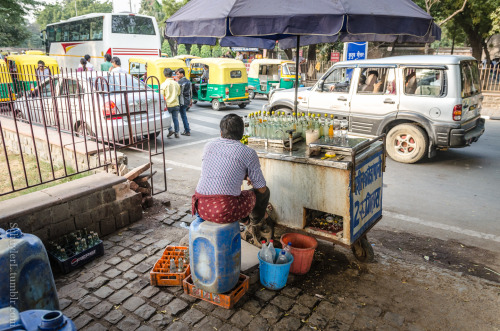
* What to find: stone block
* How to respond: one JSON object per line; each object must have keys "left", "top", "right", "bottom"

{"left": 75, "top": 211, "right": 93, "bottom": 229}
{"left": 102, "top": 187, "right": 117, "bottom": 203}
{"left": 129, "top": 205, "right": 143, "bottom": 223}
{"left": 270, "top": 295, "right": 295, "bottom": 311}
{"left": 122, "top": 296, "right": 145, "bottom": 311}
{"left": 49, "top": 218, "right": 76, "bottom": 239}
{"left": 108, "top": 289, "right": 133, "bottom": 305}
{"left": 115, "top": 210, "right": 130, "bottom": 228}
{"left": 134, "top": 304, "right": 156, "bottom": 320}
{"left": 86, "top": 191, "right": 102, "bottom": 210}
{"left": 32, "top": 228, "right": 49, "bottom": 242}
{"left": 89, "top": 301, "right": 113, "bottom": 319}
{"left": 229, "top": 310, "right": 253, "bottom": 327}
{"left": 100, "top": 217, "right": 116, "bottom": 236}
{"left": 93, "top": 286, "right": 114, "bottom": 299}
{"left": 73, "top": 313, "right": 93, "bottom": 329}
{"left": 167, "top": 298, "right": 189, "bottom": 316}
{"left": 181, "top": 308, "right": 205, "bottom": 325}
{"left": 108, "top": 279, "right": 128, "bottom": 290}
{"left": 50, "top": 202, "right": 70, "bottom": 223}
{"left": 104, "top": 309, "right": 124, "bottom": 325}
{"left": 30, "top": 208, "right": 51, "bottom": 231}
{"left": 274, "top": 316, "right": 302, "bottom": 330}
{"left": 90, "top": 204, "right": 107, "bottom": 223}
{"left": 113, "top": 182, "right": 131, "bottom": 199}
{"left": 69, "top": 196, "right": 89, "bottom": 216}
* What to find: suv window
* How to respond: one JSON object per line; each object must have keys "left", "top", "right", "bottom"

{"left": 460, "top": 61, "right": 481, "bottom": 97}
{"left": 404, "top": 68, "right": 445, "bottom": 97}
{"left": 357, "top": 67, "right": 397, "bottom": 95}
{"left": 321, "top": 67, "right": 353, "bottom": 93}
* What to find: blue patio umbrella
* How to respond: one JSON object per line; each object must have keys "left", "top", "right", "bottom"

{"left": 166, "top": 0, "right": 441, "bottom": 113}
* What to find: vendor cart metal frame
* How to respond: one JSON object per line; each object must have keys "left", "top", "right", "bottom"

{"left": 252, "top": 134, "right": 386, "bottom": 262}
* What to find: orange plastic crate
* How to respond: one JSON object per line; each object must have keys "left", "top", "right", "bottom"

{"left": 150, "top": 246, "right": 190, "bottom": 286}
{"left": 182, "top": 274, "right": 249, "bottom": 309}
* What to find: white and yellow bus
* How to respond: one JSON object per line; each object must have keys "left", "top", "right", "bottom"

{"left": 42, "top": 13, "right": 161, "bottom": 69}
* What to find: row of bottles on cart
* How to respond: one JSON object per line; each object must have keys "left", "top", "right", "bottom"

{"left": 246, "top": 111, "right": 349, "bottom": 140}
{"left": 169, "top": 248, "right": 190, "bottom": 273}
{"left": 47, "top": 229, "right": 100, "bottom": 260}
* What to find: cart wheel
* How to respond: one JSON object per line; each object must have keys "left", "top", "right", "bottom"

{"left": 352, "top": 236, "right": 374, "bottom": 262}
{"left": 211, "top": 99, "right": 221, "bottom": 111}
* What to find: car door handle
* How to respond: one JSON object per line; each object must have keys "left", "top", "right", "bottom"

{"left": 337, "top": 96, "right": 347, "bottom": 101}
{"left": 384, "top": 99, "right": 395, "bottom": 104}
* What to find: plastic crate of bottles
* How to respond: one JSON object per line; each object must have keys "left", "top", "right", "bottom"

{"left": 182, "top": 273, "right": 249, "bottom": 309}
{"left": 150, "top": 246, "right": 190, "bottom": 286}
{"left": 46, "top": 229, "right": 104, "bottom": 274}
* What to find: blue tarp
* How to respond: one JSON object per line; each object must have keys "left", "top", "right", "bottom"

{"left": 166, "top": 0, "right": 441, "bottom": 47}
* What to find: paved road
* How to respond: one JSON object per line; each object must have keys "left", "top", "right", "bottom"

{"left": 126, "top": 99, "right": 500, "bottom": 252}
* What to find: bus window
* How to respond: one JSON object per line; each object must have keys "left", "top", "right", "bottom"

{"left": 47, "top": 26, "right": 55, "bottom": 42}
{"left": 90, "top": 17, "right": 103, "bottom": 40}
{"left": 54, "top": 25, "right": 62, "bottom": 42}
{"left": 70, "top": 22, "right": 80, "bottom": 41}
{"left": 111, "top": 15, "right": 155, "bottom": 35}
{"left": 62, "top": 24, "right": 70, "bottom": 42}
{"left": 80, "top": 20, "right": 90, "bottom": 41}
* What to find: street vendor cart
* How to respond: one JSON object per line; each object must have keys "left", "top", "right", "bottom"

{"left": 248, "top": 134, "right": 386, "bottom": 262}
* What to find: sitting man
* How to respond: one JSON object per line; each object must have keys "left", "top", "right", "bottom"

{"left": 192, "top": 114, "right": 270, "bottom": 243}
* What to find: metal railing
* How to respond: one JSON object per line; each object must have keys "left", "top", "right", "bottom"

{"left": 0, "top": 66, "right": 167, "bottom": 198}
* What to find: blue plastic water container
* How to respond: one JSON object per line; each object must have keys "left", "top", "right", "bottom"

{"left": 0, "top": 307, "right": 75, "bottom": 331}
{"left": 189, "top": 217, "right": 241, "bottom": 294}
{"left": 0, "top": 228, "right": 59, "bottom": 311}
{"left": 258, "top": 248, "right": 294, "bottom": 290}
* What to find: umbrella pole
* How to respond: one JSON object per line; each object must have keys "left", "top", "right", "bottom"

{"left": 294, "top": 35, "right": 300, "bottom": 118}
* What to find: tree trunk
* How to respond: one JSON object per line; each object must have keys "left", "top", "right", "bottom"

{"left": 481, "top": 39, "right": 491, "bottom": 64}
{"left": 451, "top": 35, "right": 455, "bottom": 55}
{"left": 306, "top": 44, "right": 317, "bottom": 80}
{"left": 185, "top": 44, "right": 192, "bottom": 53}
{"left": 284, "top": 49, "right": 293, "bottom": 60}
{"left": 469, "top": 36, "right": 482, "bottom": 61}
{"left": 168, "top": 39, "right": 178, "bottom": 57}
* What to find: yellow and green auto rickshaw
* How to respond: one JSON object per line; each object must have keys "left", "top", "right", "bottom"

{"left": 6, "top": 55, "right": 59, "bottom": 95}
{"left": 128, "top": 57, "right": 189, "bottom": 91}
{"left": 247, "top": 59, "right": 297, "bottom": 99}
{"left": 174, "top": 55, "right": 201, "bottom": 67}
{"left": 0, "top": 61, "right": 16, "bottom": 110}
{"left": 25, "top": 50, "right": 45, "bottom": 55}
{"left": 189, "top": 58, "right": 250, "bottom": 111}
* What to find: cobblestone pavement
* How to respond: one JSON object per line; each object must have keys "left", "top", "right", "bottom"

{"left": 55, "top": 207, "right": 500, "bottom": 331}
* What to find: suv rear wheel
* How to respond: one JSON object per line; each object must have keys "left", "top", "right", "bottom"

{"left": 387, "top": 124, "right": 428, "bottom": 164}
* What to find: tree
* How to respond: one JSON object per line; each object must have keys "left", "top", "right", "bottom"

{"left": 0, "top": 0, "right": 38, "bottom": 46}
{"left": 190, "top": 44, "right": 200, "bottom": 56}
{"left": 35, "top": 0, "right": 112, "bottom": 29}
{"left": 212, "top": 44, "right": 222, "bottom": 57}
{"left": 200, "top": 45, "right": 211, "bottom": 57}
{"left": 177, "top": 44, "right": 188, "bottom": 55}
{"left": 161, "top": 40, "right": 172, "bottom": 56}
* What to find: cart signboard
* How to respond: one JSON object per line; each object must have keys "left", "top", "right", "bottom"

{"left": 350, "top": 150, "right": 383, "bottom": 244}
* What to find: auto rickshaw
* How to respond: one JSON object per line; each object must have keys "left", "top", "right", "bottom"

{"left": 161, "top": 53, "right": 168, "bottom": 58}
{"left": 25, "top": 50, "right": 45, "bottom": 55}
{"left": 174, "top": 55, "right": 201, "bottom": 66}
{"left": 6, "top": 55, "right": 59, "bottom": 95}
{"left": 0, "top": 61, "right": 16, "bottom": 110}
{"left": 189, "top": 58, "right": 250, "bottom": 111}
{"left": 247, "top": 59, "right": 297, "bottom": 99}
{"left": 128, "top": 57, "right": 189, "bottom": 91}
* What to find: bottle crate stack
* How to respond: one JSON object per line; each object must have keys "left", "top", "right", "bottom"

{"left": 150, "top": 246, "right": 190, "bottom": 286}
{"left": 46, "top": 229, "right": 104, "bottom": 274}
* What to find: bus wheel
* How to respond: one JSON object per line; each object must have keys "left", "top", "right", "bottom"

{"left": 211, "top": 99, "right": 221, "bottom": 111}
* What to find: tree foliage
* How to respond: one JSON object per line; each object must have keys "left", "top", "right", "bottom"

{"left": 190, "top": 44, "right": 200, "bottom": 56}
{"left": 212, "top": 45, "right": 222, "bottom": 57}
{"left": 0, "top": 0, "right": 38, "bottom": 46}
{"left": 177, "top": 44, "right": 188, "bottom": 55}
{"left": 161, "top": 40, "right": 172, "bottom": 56}
{"left": 35, "top": 0, "right": 112, "bottom": 29}
{"left": 200, "top": 45, "right": 212, "bottom": 57}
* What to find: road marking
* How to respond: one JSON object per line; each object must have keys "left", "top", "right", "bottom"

{"left": 188, "top": 123, "right": 221, "bottom": 135}
{"left": 189, "top": 113, "right": 225, "bottom": 125}
{"left": 166, "top": 138, "right": 217, "bottom": 151}
{"left": 165, "top": 160, "right": 202, "bottom": 171}
{"left": 384, "top": 211, "right": 500, "bottom": 243}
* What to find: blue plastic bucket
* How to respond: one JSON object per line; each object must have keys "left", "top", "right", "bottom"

{"left": 258, "top": 248, "right": 294, "bottom": 290}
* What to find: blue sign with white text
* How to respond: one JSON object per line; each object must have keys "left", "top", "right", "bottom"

{"left": 345, "top": 42, "right": 367, "bottom": 61}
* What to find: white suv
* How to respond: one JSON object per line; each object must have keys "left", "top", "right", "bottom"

{"left": 265, "top": 55, "right": 485, "bottom": 163}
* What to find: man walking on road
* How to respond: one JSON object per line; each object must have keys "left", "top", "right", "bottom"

{"left": 161, "top": 68, "right": 181, "bottom": 138}
{"left": 176, "top": 68, "right": 191, "bottom": 136}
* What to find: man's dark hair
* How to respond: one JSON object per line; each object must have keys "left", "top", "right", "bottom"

{"left": 38, "top": 60, "right": 45, "bottom": 66}
{"left": 163, "top": 68, "right": 173, "bottom": 78}
{"left": 104, "top": 53, "right": 111, "bottom": 62}
{"left": 111, "top": 57, "right": 121, "bottom": 66}
{"left": 84, "top": 54, "right": 91, "bottom": 61}
{"left": 204, "top": 65, "right": 209, "bottom": 69}
{"left": 220, "top": 114, "right": 244, "bottom": 140}
{"left": 176, "top": 68, "right": 185, "bottom": 76}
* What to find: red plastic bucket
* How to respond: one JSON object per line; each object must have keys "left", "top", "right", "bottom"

{"left": 280, "top": 233, "right": 317, "bottom": 275}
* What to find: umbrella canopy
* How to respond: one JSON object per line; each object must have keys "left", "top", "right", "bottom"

{"left": 166, "top": 0, "right": 441, "bottom": 47}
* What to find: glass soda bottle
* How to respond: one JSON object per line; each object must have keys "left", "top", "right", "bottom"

{"left": 169, "top": 258, "right": 176, "bottom": 273}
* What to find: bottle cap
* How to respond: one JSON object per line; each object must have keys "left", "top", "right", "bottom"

{"left": 261, "top": 240, "right": 266, "bottom": 243}
{"left": 288, "top": 242, "right": 292, "bottom": 245}
{"left": 270, "top": 239, "right": 273, "bottom": 243}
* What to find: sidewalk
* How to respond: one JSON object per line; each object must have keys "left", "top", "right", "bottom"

{"left": 56, "top": 203, "right": 500, "bottom": 331}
